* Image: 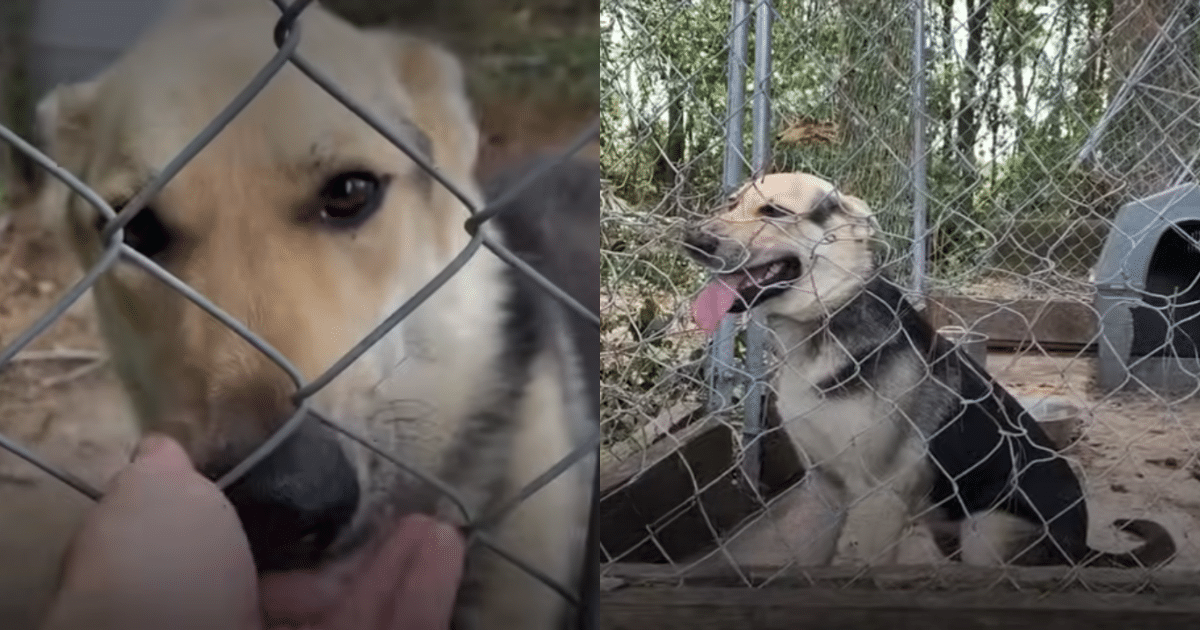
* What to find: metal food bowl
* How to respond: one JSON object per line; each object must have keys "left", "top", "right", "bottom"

{"left": 1016, "top": 395, "right": 1082, "bottom": 451}
{"left": 937, "top": 325, "right": 989, "bottom": 368}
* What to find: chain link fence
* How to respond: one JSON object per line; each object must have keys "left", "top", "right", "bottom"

{"left": 0, "top": 0, "right": 600, "bottom": 627}
{"left": 601, "top": 0, "right": 1200, "bottom": 618}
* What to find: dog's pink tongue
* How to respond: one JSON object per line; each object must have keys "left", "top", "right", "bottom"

{"left": 258, "top": 515, "right": 463, "bottom": 626}
{"left": 693, "top": 276, "right": 740, "bottom": 334}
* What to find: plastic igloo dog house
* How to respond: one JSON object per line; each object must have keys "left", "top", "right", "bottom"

{"left": 1094, "top": 183, "right": 1200, "bottom": 393}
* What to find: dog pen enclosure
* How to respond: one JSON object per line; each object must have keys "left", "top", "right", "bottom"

{"left": 601, "top": 0, "right": 1200, "bottom": 627}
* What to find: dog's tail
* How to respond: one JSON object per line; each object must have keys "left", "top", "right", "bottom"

{"left": 1086, "top": 518, "right": 1176, "bottom": 568}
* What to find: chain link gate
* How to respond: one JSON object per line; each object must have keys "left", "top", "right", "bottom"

{"left": 602, "top": 0, "right": 1200, "bottom": 622}
{"left": 0, "top": 0, "right": 601, "bottom": 626}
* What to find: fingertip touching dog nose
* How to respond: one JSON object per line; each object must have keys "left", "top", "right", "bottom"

{"left": 215, "top": 420, "right": 360, "bottom": 572}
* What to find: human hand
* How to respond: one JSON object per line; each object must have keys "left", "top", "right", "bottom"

{"left": 40, "top": 433, "right": 261, "bottom": 630}
{"left": 40, "top": 433, "right": 467, "bottom": 630}
{"left": 259, "top": 514, "right": 466, "bottom": 630}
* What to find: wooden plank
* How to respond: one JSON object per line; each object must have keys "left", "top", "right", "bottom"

{"left": 599, "top": 396, "right": 806, "bottom": 564}
{"left": 601, "top": 413, "right": 717, "bottom": 493}
{"left": 601, "top": 563, "right": 1200, "bottom": 630}
{"left": 604, "top": 562, "right": 1200, "bottom": 594}
{"left": 600, "top": 403, "right": 705, "bottom": 476}
{"left": 927, "top": 295, "right": 1098, "bottom": 351}
{"left": 601, "top": 396, "right": 802, "bottom": 498}
{"left": 599, "top": 586, "right": 1200, "bottom": 630}
{"left": 599, "top": 421, "right": 759, "bottom": 562}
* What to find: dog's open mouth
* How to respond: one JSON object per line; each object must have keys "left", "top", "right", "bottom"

{"left": 692, "top": 257, "right": 802, "bottom": 333}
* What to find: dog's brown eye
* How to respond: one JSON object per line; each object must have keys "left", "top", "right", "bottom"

{"left": 96, "top": 205, "right": 172, "bottom": 259}
{"left": 320, "top": 172, "right": 384, "bottom": 227}
{"left": 760, "top": 204, "right": 788, "bottom": 218}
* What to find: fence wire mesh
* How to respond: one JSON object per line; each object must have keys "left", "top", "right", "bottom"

{"left": 0, "top": 0, "right": 600, "bottom": 626}
{"left": 601, "top": 0, "right": 1200, "bottom": 602}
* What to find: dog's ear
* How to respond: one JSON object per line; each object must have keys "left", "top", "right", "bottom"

{"left": 33, "top": 80, "right": 100, "bottom": 238}
{"left": 366, "top": 31, "right": 480, "bottom": 192}
{"left": 837, "top": 193, "right": 875, "bottom": 241}
{"left": 837, "top": 193, "right": 872, "bottom": 220}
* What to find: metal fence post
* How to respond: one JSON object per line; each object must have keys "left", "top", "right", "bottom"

{"left": 909, "top": 0, "right": 929, "bottom": 305}
{"left": 741, "top": 0, "right": 773, "bottom": 488}
{"left": 708, "top": 0, "right": 752, "bottom": 416}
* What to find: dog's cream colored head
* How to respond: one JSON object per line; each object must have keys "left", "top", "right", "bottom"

{"left": 34, "top": 0, "right": 501, "bottom": 577}
{"left": 684, "top": 172, "right": 876, "bottom": 330}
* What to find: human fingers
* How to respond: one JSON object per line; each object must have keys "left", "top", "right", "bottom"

{"left": 62, "top": 434, "right": 244, "bottom": 582}
{"left": 47, "top": 434, "right": 260, "bottom": 630}
{"left": 128, "top": 432, "right": 192, "bottom": 467}
{"left": 383, "top": 517, "right": 465, "bottom": 630}
{"left": 325, "top": 515, "right": 465, "bottom": 630}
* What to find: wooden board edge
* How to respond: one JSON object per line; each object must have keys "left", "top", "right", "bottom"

{"left": 599, "top": 585, "right": 1200, "bottom": 630}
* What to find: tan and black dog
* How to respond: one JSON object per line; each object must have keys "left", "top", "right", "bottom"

{"left": 31, "top": 1, "right": 597, "bottom": 628}
{"left": 684, "top": 172, "right": 1175, "bottom": 569}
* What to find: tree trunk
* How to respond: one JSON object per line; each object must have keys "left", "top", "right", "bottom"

{"left": 1108, "top": 0, "right": 1169, "bottom": 92}
{"left": 653, "top": 89, "right": 686, "bottom": 191}
{"left": 1100, "top": 0, "right": 1198, "bottom": 200}
{"left": 954, "top": 0, "right": 992, "bottom": 219}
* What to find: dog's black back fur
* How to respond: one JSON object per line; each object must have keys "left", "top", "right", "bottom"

{"left": 485, "top": 156, "right": 600, "bottom": 414}
{"left": 483, "top": 155, "right": 600, "bottom": 630}
{"left": 831, "top": 276, "right": 1175, "bottom": 568}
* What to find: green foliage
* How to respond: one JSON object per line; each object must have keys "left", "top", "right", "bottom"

{"left": 601, "top": 0, "right": 732, "bottom": 212}
{"left": 601, "top": 0, "right": 1161, "bottom": 273}
{"left": 471, "top": 30, "right": 601, "bottom": 106}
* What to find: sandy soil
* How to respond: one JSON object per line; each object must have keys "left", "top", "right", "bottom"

{"left": 975, "top": 351, "right": 1200, "bottom": 566}
{"left": 683, "top": 349, "right": 1200, "bottom": 576}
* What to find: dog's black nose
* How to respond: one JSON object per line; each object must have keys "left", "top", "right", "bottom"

{"left": 216, "top": 421, "right": 360, "bottom": 572}
{"left": 684, "top": 227, "right": 716, "bottom": 252}
{"left": 683, "top": 227, "right": 720, "bottom": 260}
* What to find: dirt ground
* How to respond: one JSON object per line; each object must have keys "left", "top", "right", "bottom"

{"left": 684, "top": 349, "right": 1200, "bottom": 575}
{"left": 882, "top": 350, "right": 1200, "bottom": 569}
{"left": 0, "top": 207, "right": 135, "bottom": 626}
{"left": 972, "top": 351, "right": 1200, "bottom": 567}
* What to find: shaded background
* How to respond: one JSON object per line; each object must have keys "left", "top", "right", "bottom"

{"left": 0, "top": 0, "right": 599, "bottom": 193}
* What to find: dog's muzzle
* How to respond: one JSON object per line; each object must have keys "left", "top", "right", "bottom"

{"left": 210, "top": 419, "right": 360, "bottom": 572}
{"left": 684, "top": 224, "right": 803, "bottom": 333}
{"left": 683, "top": 226, "right": 726, "bottom": 268}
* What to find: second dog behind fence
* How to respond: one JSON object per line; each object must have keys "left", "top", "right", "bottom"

{"left": 14, "top": 0, "right": 598, "bottom": 628}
